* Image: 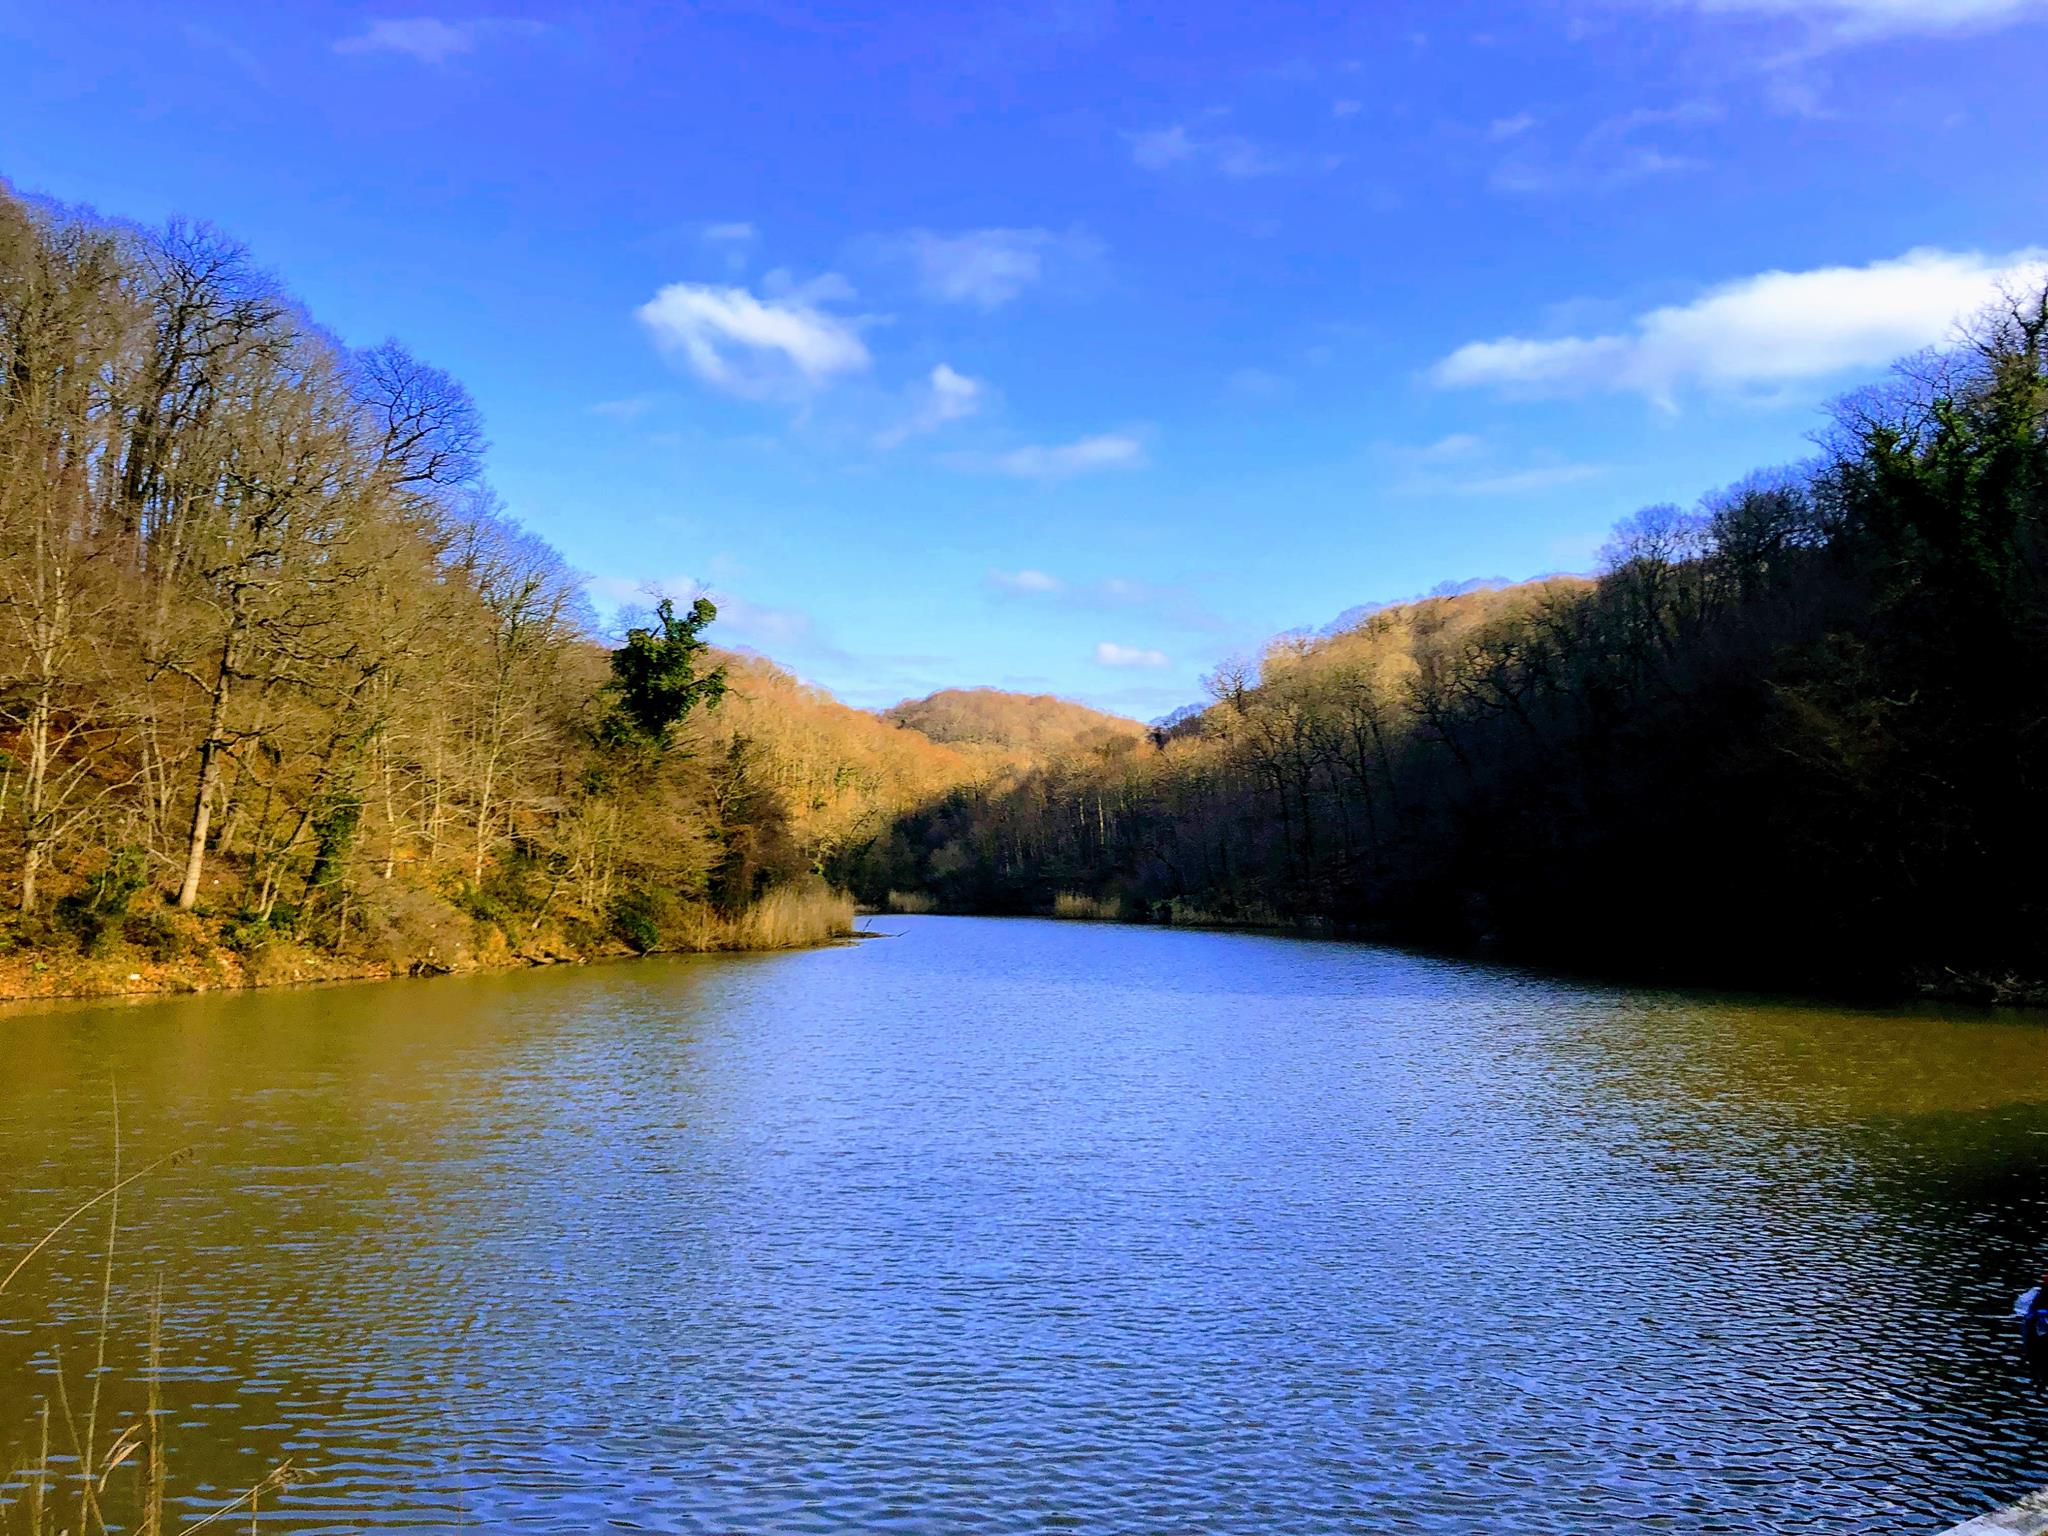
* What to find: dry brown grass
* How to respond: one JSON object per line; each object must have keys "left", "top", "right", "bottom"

{"left": 720, "top": 885, "right": 856, "bottom": 949}
{"left": 884, "top": 890, "right": 937, "bottom": 915}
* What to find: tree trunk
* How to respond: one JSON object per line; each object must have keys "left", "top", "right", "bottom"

{"left": 175, "top": 622, "right": 241, "bottom": 909}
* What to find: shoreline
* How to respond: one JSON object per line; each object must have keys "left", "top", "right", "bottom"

{"left": 0, "top": 893, "right": 862, "bottom": 1008}
{"left": 0, "top": 933, "right": 856, "bottom": 1015}
{"left": 888, "top": 904, "right": 2048, "bottom": 1013}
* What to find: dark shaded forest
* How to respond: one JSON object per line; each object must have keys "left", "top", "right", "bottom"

{"left": 847, "top": 286, "right": 2048, "bottom": 1000}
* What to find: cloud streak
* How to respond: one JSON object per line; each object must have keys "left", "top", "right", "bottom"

{"left": 1129, "top": 122, "right": 1281, "bottom": 179}
{"left": 1677, "top": 0, "right": 2048, "bottom": 39}
{"left": 897, "top": 227, "right": 1097, "bottom": 309}
{"left": 1095, "top": 641, "right": 1170, "bottom": 669}
{"left": 1432, "top": 246, "right": 2048, "bottom": 404}
{"left": 986, "top": 568, "right": 1232, "bottom": 635}
{"left": 977, "top": 433, "right": 1147, "bottom": 479}
{"left": 334, "top": 16, "right": 544, "bottom": 64}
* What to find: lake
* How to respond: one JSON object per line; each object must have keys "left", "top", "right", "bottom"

{"left": 5, "top": 915, "right": 2048, "bottom": 1533}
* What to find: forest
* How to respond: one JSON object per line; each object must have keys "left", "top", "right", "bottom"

{"left": 11, "top": 175, "right": 2047, "bottom": 1005}
{"left": 0, "top": 185, "right": 1004, "bottom": 997}
{"left": 849, "top": 284, "right": 2048, "bottom": 1000}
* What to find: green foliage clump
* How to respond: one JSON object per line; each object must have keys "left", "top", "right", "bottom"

{"left": 605, "top": 597, "right": 727, "bottom": 746}
{"left": 608, "top": 887, "right": 681, "bottom": 954}
{"left": 122, "top": 912, "right": 191, "bottom": 962}
{"left": 54, "top": 847, "right": 149, "bottom": 956}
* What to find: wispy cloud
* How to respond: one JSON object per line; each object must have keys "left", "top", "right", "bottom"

{"left": 1385, "top": 434, "right": 1608, "bottom": 496}
{"left": 986, "top": 568, "right": 1231, "bottom": 634}
{"left": 1095, "top": 641, "right": 1170, "bottom": 669}
{"left": 893, "top": 227, "right": 1099, "bottom": 309}
{"left": 1431, "top": 246, "right": 2048, "bottom": 406}
{"left": 333, "top": 16, "right": 544, "bottom": 64}
{"left": 1440, "top": 463, "right": 1610, "bottom": 495}
{"left": 699, "top": 222, "right": 757, "bottom": 271}
{"left": 962, "top": 433, "right": 1148, "bottom": 479}
{"left": 875, "top": 364, "right": 985, "bottom": 448}
{"left": 1491, "top": 102, "right": 1717, "bottom": 194}
{"left": 1673, "top": 0, "right": 2048, "bottom": 41}
{"left": 588, "top": 396, "right": 656, "bottom": 420}
{"left": 1129, "top": 121, "right": 1282, "bottom": 179}
{"left": 636, "top": 274, "right": 871, "bottom": 398}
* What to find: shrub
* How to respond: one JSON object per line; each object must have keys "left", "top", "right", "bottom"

{"left": 1052, "top": 891, "right": 1122, "bottom": 921}
{"left": 122, "top": 911, "right": 191, "bottom": 962}
{"left": 54, "top": 846, "right": 150, "bottom": 955}
{"left": 608, "top": 886, "right": 681, "bottom": 953}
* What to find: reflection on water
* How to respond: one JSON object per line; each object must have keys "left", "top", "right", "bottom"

{"left": 4, "top": 916, "right": 2048, "bottom": 1533}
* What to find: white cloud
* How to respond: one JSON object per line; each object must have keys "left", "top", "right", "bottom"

{"left": 1487, "top": 113, "right": 1537, "bottom": 140}
{"left": 1095, "top": 642, "right": 1170, "bottom": 669}
{"left": 636, "top": 278, "right": 870, "bottom": 397}
{"left": 899, "top": 227, "right": 1090, "bottom": 309}
{"left": 1680, "top": 0, "right": 2048, "bottom": 37}
{"left": 334, "top": 16, "right": 542, "bottom": 63}
{"left": 984, "top": 433, "right": 1148, "bottom": 479}
{"left": 1333, "top": 99, "right": 1364, "bottom": 118}
{"left": 703, "top": 222, "right": 756, "bottom": 246}
{"left": 990, "top": 568, "right": 1063, "bottom": 594}
{"left": 1432, "top": 246, "right": 2048, "bottom": 404}
{"left": 875, "top": 363, "right": 985, "bottom": 448}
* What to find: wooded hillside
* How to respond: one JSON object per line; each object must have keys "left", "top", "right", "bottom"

{"left": 857, "top": 286, "right": 2048, "bottom": 1000}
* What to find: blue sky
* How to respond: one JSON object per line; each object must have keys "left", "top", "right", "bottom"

{"left": 4, "top": 0, "right": 2045, "bottom": 717}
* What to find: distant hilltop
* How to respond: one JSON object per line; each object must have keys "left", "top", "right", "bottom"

{"left": 883, "top": 688, "right": 1147, "bottom": 759}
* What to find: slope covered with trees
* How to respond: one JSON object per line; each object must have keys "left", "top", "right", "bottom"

{"left": 856, "top": 287, "right": 2048, "bottom": 1000}
{"left": 0, "top": 185, "right": 990, "bottom": 996}
{"left": 884, "top": 687, "right": 1146, "bottom": 762}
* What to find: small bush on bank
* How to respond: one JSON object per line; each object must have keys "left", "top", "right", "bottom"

{"left": 53, "top": 846, "right": 150, "bottom": 955}
{"left": 885, "top": 889, "right": 937, "bottom": 914}
{"left": 123, "top": 910, "right": 192, "bottom": 961}
{"left": 609, "top": 886, "right": 683, "bottom": 953}
{"left": 1052, "top": 891, "right": 1122, "bottom": 921}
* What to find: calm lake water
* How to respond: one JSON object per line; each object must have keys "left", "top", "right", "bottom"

{"left": 6, "top": 915, "right": 2048, "bottom": 1533}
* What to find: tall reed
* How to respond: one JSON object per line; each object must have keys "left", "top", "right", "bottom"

{"left": 724, "top": 885, "right": 856, "bottom": 949}
{"left": 2, "top": 1107, "right": 296, "bottom": 1534}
